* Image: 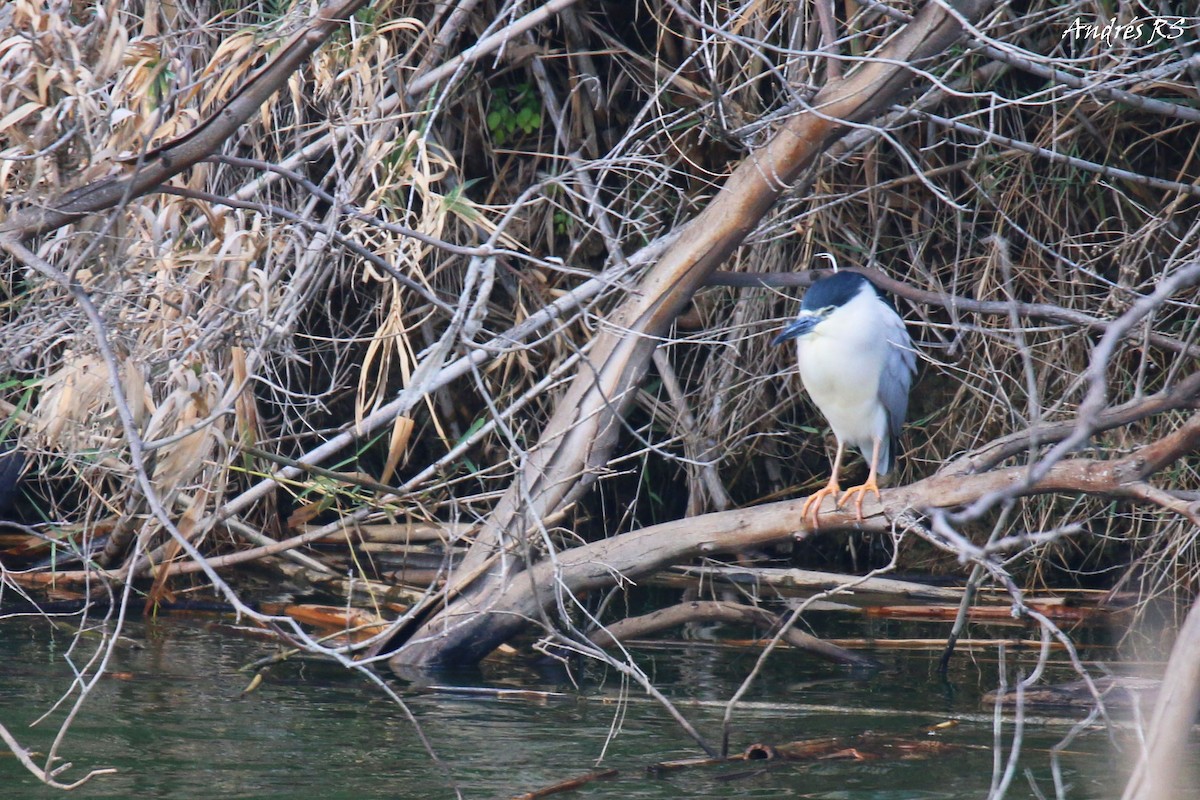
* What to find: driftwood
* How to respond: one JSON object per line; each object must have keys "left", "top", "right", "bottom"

{"left": 510, "top": 768, "right": 619, "bottom": 800}
{"left": 649, "top": 733, "right": 961, "bottom": 772}
{"left": 864, "top": 601, "right": 1112, "bottom": 624}
{"left": 594, "top": 636, "right": 1069, "bottom": 653}
{"left": 654, "top": 565, "right": 964, "bottom": 604}
{"left": 391, "top": 0, "right": 997, "bottom": 670}
{"left": 823, "top": 638, "right": 1068, "bottom": 651}
{"left": 586, "top": 600, "right": 878, "bottom": 667}
{"left": 742, "top": 734, "right": 961, "bottom": 762}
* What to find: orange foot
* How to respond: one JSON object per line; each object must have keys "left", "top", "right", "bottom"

{"left": 839, "top": 477, "right": 881, "bottom": 521}
{"left": 801, "top": 482, "right": 841, "bottom": 529}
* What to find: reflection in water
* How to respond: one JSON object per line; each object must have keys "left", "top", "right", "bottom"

{"left": 0, "top": 616, "right": 1168, "bottom": 799}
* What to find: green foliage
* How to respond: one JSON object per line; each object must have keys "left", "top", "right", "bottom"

{"left": 149, "top": 62, "right": 174, "bottom": 108}
{"left": 443, "top": 178, "right": 483, "bottom": 221}
{"left": 454, "top": 416, "right": 488, "bottom": 474}
{"left": 0, "top": 377, "right": 37, "bottom": 441}
{"left": 486, "top": 83, "right": 542, "bottom": 146}
{"left": 553, "top": 210, "right": 572, "bottom": 236}
{"left": 265, "top": 0, "right": 291, "bottom": 22}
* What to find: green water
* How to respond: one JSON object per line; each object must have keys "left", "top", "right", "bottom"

{"left": 0, "top": 615, "right": 1182, "bottom": 799}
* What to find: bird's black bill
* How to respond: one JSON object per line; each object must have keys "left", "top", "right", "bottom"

{"left": 772, "top": 316, "right": 817, "bottom": 345}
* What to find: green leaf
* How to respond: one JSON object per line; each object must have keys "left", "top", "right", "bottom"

{"left": 455, "top": 417, "right": 487, "bottom": 448}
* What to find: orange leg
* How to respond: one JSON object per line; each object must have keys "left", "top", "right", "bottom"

{"left": 802, "top": 440, "right": 844, "bottom": 528}
{"left": 838, "top": 437, "right": 883, "bottom": 521}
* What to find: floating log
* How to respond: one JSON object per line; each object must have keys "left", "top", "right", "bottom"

{"left": 750, "top": 734, "right": 961, "bottom": 762}
{"left": 652, "top": 733, "right": 961, "bottom": 774}
{"left": 744, "top": 737, "right": 842, "bottom": 760}
{"left": 278, "top": 604, "right": 390, "bottom": 643}
{"left": 864, "top": 600, "right": 1114, "bottom": 623}
{"left": 589, "top": 600, "right": 878, "bottom": 667}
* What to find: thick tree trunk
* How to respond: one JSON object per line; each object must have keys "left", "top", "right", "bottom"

{"left": 390, "top": 0, "right": 997, "bottom": 669}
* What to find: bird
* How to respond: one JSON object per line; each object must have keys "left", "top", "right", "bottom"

{"left": 773, "top": 271, "right": 915, "bottom": 527}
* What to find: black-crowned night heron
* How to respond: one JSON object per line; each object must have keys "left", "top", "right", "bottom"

{"left": 773, "top": 271, "right": 915, "bottom": 526}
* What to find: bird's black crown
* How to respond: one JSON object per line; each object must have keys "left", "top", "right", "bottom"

{"left": 800, "top": 271, "right": 871, "bottom": 312}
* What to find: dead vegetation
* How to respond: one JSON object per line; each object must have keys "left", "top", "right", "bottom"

{"left": 1, "top": 0, "right": 1199, "bottom": 793}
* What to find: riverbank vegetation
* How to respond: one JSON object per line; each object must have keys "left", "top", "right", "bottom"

{"left": 1, "top": 0, "right": 1198, "bottom": 794}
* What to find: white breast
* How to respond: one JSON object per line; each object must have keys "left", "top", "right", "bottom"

{"left": 795, "top": 287, "right": 903, "bottom": 459}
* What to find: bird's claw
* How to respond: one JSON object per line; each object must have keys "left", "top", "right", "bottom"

{"left": 801, "top": 483, "right": 841, "bottom": 529}
{"left": 838, "top": 479, "right": 882, "bottom": 522}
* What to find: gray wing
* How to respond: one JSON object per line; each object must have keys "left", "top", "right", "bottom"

{"left": 878, "top": 306, "right": 916, "bottom": 441}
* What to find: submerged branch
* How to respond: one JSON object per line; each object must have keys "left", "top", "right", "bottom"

{"left": 587, "top": 600, "right": 878, "bottom": 667}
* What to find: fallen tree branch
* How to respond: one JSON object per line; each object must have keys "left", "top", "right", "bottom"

{"left": 656, "top": 565, "right": 964, "bottom": 604}
{"left": 390, "top": 413, "right": 1200, "bottom": 668}
{"left": 586, "top": 600, "right": 878, "bottom": 667}
{"left": 511, "top": 768, "right": 619, "bottom": 800}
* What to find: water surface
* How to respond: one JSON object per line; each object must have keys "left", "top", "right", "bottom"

{"left": 0, "top": 614, "right": 1183, "bottom": 799}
